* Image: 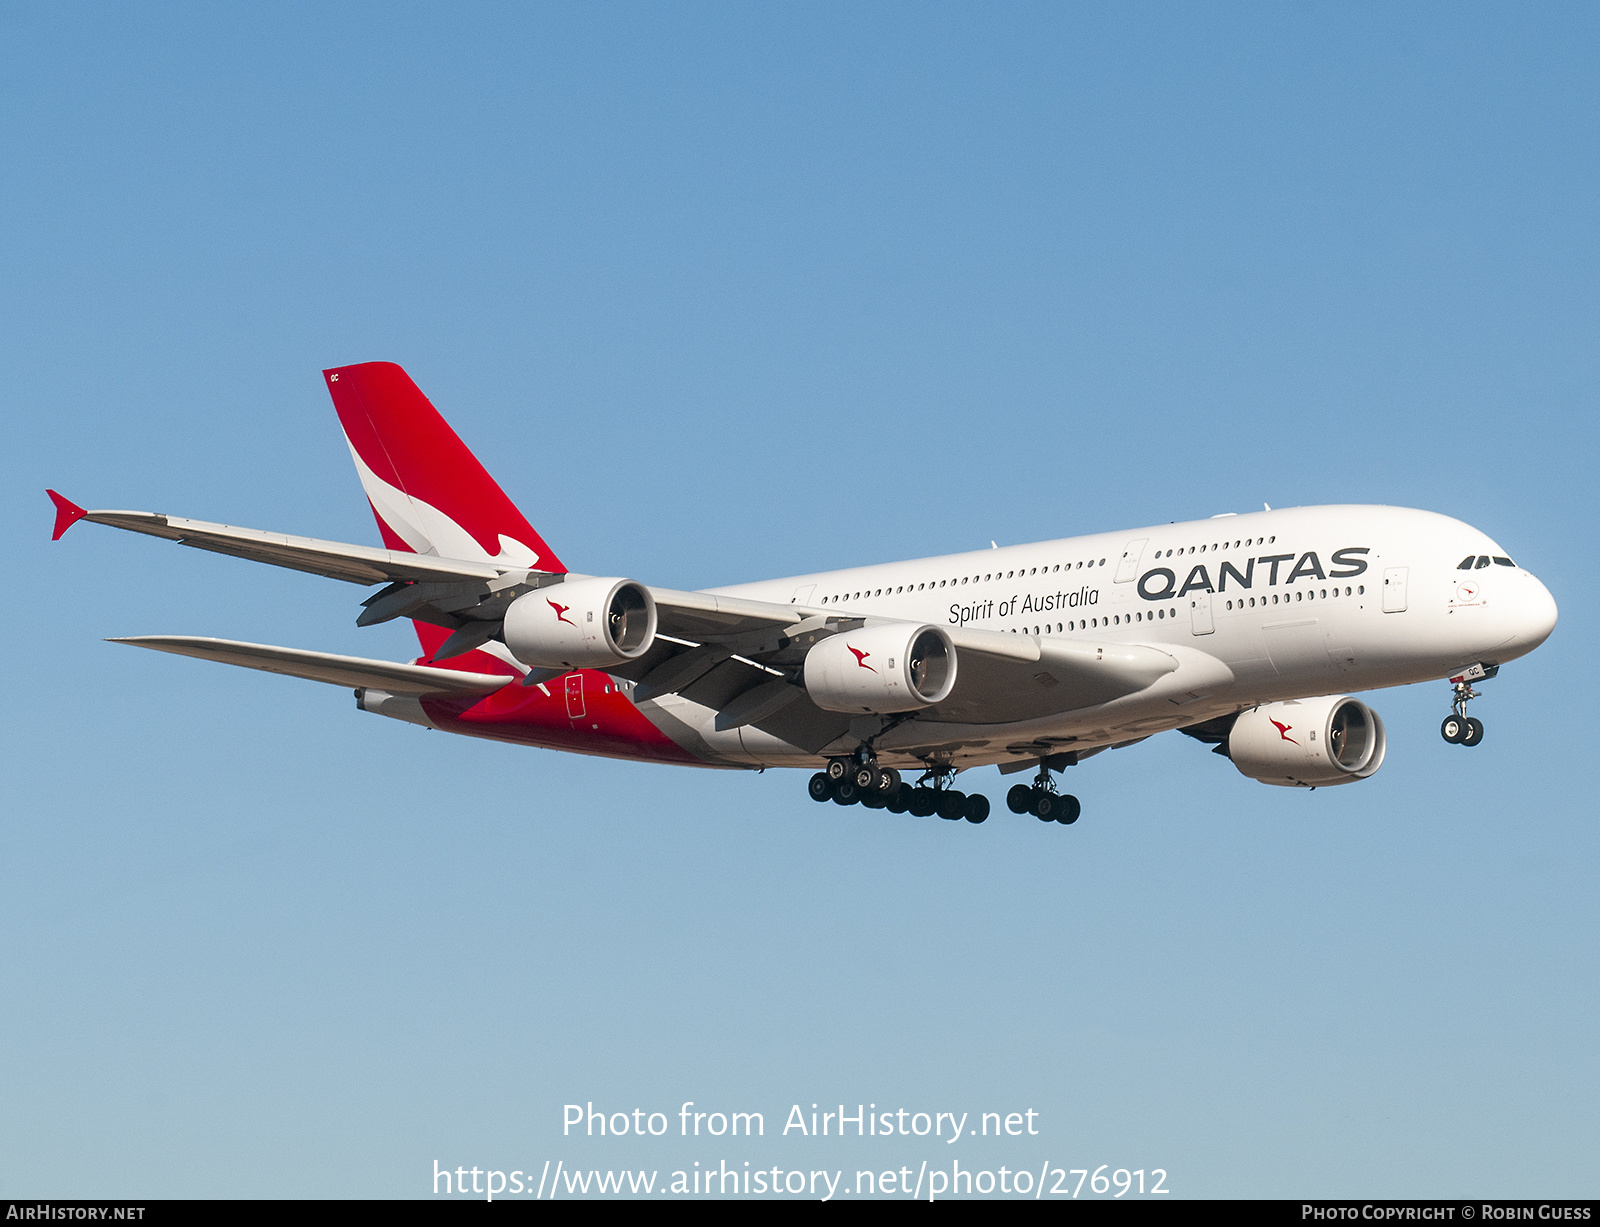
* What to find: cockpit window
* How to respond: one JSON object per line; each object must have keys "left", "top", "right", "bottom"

{"left": 1458, "top": 556, "right": 1476, "bottom": 569}
{"left": 1493, "top": 556, "right": 1515, "bottom": 567}
{"left": 1475, "top": 555, "right": 1491, "bottom": 569}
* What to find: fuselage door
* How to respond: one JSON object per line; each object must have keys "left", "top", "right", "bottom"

{"left": 790, "top": 584, "right": 816, "bottom": 605}
{"left": 1190, "top": 591, "right": 1215, "bottom": 635}
{"left": 564, "top": 672, "right": 586, "bottom": 719}
{"left": 1382, "top": 567, "right": 1409, "bottom": 613}
{"left": 1114, "top": 538, "right": 1149, "bottom": 584}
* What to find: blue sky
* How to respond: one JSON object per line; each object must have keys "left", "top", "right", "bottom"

{"left": 3, "top": 2, "right": 1597, "bottom": 1198}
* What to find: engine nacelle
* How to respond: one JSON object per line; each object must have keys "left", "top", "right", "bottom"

{"left": 803, "top": 622, "right": 957, "bottom": 713}
{"left": 1228, "top": 696, "right": 1387, "bottom": 788}
{"left": 502, "top": 577, "right": 657, "bottom": 670}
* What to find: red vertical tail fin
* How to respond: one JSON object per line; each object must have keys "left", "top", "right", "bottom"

{"left": 323, "top": 362, "right": 565, "bottom": 573}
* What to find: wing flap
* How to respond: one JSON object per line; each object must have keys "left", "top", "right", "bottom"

{"left": 110, "top": 636, "right": 512, "bottom": 695}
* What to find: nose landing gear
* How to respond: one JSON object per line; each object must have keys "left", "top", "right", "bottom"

{"left": 1440, "top": 667, "right": 1494, "bottom": 747}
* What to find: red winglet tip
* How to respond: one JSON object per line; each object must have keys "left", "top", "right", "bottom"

{"left": 47, "top": 489, "right": 88, "bottom": 540}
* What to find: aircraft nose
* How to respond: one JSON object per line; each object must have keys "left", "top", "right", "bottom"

{"left": 1511, "top": 573, "right": 1558, "bottom": 651}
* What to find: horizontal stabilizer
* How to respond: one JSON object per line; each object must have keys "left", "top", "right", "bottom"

{"left": 110, "top": 636, "right": 512, "bottom": 696}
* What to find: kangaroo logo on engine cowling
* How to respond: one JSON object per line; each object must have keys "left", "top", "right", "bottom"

{"left": 1137, "top": 547, "right": 1370, "bottom": 600}
{"left": 1271, "top": 719, "right": 1298, "bottom": 745}
{"left": 547, "top": 599, "right": 575, "bottom": 627}
{"left": 847, "top": 645, "right": 876, "bottom": 673}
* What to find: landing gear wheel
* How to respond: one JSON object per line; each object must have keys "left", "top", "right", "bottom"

{"left": 907, "top": 787, "right": 937, "bottom": 818}
{"left": 808, "top": 772, "right": 833, "bottom": 803}
{"left": 826, "top": 759, "right": 851, "bottom": 782}
{"left": 1461, "top": 717, "right": 1485, "bottom": 747}
{"left": 877, "top": 767, "right": 902, "bottom": 793}
{"left": 1007, "top": 784, "right": 1033, "bottom": 814}
{"left": 1441, "top": 715, "right": 1465, "bottom": 744}
{"left": 885, "top": 783, "right": 911, "bottom": 814}
{"left": 937, "top": 791, "right": 966, "bottom": 821}
{"left": 833, "top": 780, "right": 860, "bottom": 806}
{"left": 963, "top": 793, "right": 991, "bottom": 824}
{"left": 1055, "top": 794, "right": 1081, "bottom": 825}
{"left": 853, "top": 764, "right": 880, "bottom": 791}
{"left": 1031, "top": 788, "right": 1057, "bottom": 821}
{"left": 860, "top": 788, "right": 887, "bottom": 809}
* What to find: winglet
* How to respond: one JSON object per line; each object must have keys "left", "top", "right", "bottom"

{"left": 47, "top": 490, "right": 88, "bottom": 540}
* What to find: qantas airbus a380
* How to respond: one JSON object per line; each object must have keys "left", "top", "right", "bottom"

{"left": 48, "top": 362, "right": 1558, "bottom": 825}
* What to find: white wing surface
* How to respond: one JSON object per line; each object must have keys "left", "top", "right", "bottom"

{"left": 110, "top": 636, "right": 511, "bottom": 695}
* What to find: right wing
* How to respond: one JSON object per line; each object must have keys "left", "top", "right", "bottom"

{"left": 65, "top": 505, "right": 519, "bottom": 585}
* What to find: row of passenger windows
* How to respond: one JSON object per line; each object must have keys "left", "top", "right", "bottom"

{"left": 998, "top": 608, "right": 1183, "bottom": 635}
{"left": 817, "top": 557, "right": 1110, "bottom": 606}
{"left": 1225, "top": 585, "right": 1362, "bottom": 610}
{"left": 1458, "top": 555, "right": 1515, "bottom": 570}
{"left": 1148, "top": 534, "right": 1274, "bottom": 560}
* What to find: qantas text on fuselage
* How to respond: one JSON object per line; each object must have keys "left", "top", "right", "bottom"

{"left": 47, "top": 361, "right": 1557, "bottom": 826}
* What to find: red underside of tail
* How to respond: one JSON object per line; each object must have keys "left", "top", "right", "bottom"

{"left": 411, "top": 607, "right": 699, "bottom": 764}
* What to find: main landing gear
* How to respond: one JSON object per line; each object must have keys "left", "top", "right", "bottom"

{"left": 809, "top": 758, "right": 990, "bottom": 823}
{"left": 1440, "top": 672, "right": 1490, "bottom": 747}
{"left": 1005, "top": 762, "right": 1081, "bottom": 825}
{"left": 807, "top": 752, "right": 1087, "bottom": 828}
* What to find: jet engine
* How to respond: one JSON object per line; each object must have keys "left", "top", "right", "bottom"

{"left": 803, "top": 622, "right": 956, "bottom": 713}
{"left": 502, "top": 577, "right": 657, "bottom": 670}
{"left": 1228, "top": 695, "right": 1387, "bottom": 788}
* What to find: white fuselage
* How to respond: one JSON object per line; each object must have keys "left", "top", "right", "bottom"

{"left": 653, "top": 505, "right": 1556, "bottom": 770}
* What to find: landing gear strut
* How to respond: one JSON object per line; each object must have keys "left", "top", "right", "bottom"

{"left": 1440, "top": 671, "right": 1490, "bottom": 748}
{"left": 1005, "top": 762, "right": 1081, "bottom": 825}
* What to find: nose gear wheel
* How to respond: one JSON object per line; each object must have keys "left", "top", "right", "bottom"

{"left": 1440, "top": 678, "right": 1487, "bottom": 748}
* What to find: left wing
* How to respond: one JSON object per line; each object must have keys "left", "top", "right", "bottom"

{"left": 110, "top": 636, "right": 512, "bottom": 695}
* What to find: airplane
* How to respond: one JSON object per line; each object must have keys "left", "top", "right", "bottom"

{"left": 47, "top": 361, "right": 1559, "bottom": 826}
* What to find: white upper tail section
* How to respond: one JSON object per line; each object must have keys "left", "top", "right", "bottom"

{"left": 343, "top": 439, "right": 543, "bottom": 566}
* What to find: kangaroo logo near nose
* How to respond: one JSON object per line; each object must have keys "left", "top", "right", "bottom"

{"left": 847, "top": 645, "right": 876, "bottom": 673}
{"left": 547, "top": 599, "right": 575, "bottom": 627}
{"left": 1270, "top": 718, "right": 1297, "bottom": 745}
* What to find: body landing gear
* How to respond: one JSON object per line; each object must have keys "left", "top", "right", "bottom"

{"left": 810, "top": 760, "right": 988, "bottom": 824}
{"left": 1440, "top": 670, "right": 1492, "bottom": 748}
